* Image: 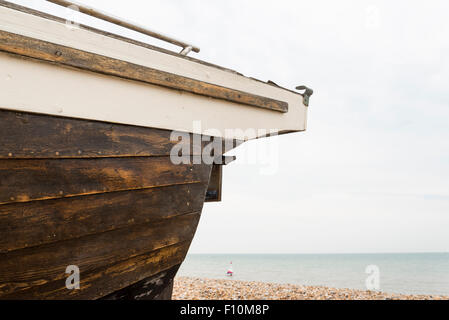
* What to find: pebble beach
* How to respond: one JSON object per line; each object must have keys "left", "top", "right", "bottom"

{"left": 173, "top": 277, "right": 449, "bottom": 300}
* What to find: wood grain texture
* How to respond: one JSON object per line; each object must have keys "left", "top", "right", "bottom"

{"left": 0, "top": 242, "right": 190, "bottom": 300}
{"left": 0, "top": 109, "right": 202, "bottom": 158}
{"left": 0, "top": 30, "right": 288, "bottom": 113}
{"left": 0, "top": 213, "right": 200, "bottom": 298}
{"left": 0, "top": 110, "right": 240, "bottom": 159}
{"left": 101, "top": 264, "right": 180, "bottom": 300}
{"left": 0, "top": 157, "right": 211, "bottom": 205}
{"left": 0, "top": 183, "right": 207, "bottom": 253}
{"left": 0, "top": 107, "right": 235, "bottom": 299}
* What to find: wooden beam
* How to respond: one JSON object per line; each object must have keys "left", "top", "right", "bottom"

{"left": 0, "top": 157, "right": 211, "bottom": 205}
{"left": 0, "top": 30, "right": 288, "bottom": 113}
{"left": 0, "top": 184, "right": 207, "bottom": 253}
{"left": 0, "top": 109, "right": 210, "bottom": 159}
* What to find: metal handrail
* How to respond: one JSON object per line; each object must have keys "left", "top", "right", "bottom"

{"left": 46, "top": 0, "right": 200, "bottom": 55}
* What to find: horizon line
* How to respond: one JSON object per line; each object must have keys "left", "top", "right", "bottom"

{"left": 188, "top": 251, "right": 449, "bottom": 255}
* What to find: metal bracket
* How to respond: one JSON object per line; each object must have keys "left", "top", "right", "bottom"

{"left": 296, "top": 86, "right": 314, "bottom": 106}
{"left": 179, "top": 46, "right": 193, "bottom": 56}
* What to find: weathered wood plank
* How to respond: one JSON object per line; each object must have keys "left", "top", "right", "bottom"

{"left": 0, "top": 157, "right": 212, "bottom": 205}
{"left": 0, "top": 110, "right": 240, "bottom": 159}
{"left": 101, "top": 264, "right": 180, "bottom": 300}
{"left": 0, "top": 30, "right": 288, "bottom": 113}
{"left": 0, "top": 183, "right": 207, "bottom": 253}
{"left": 0, "top": 109, "right": 205, "bottom": 158}
{"left": 0, "top": 242, "right": 189, "bottom": 300}
{"left": 0, "top": 213, "right": 200, "bottom": 297}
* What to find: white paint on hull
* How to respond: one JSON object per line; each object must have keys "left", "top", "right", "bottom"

{"left": 0, "top": 4, "right": 308, "bottom": 140}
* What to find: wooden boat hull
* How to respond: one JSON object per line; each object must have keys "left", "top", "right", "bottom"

{"left": 0, "top": 109, "right": 220, "bottom": 300}
{"left": 0, "top": 0, "right": 311, "bottom": 300}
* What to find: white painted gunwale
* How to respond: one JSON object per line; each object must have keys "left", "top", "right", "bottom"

{"left": 0, "top": 5, "right": 307, "bottom": 140}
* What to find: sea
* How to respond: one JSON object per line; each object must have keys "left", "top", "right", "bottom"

{"left": 177, "top": 253, "right": 449, "bottom": 296}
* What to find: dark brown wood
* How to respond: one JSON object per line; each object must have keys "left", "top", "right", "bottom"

{"left": 101, "top": 264, "right": 180, "bottom": 300}
{"left": 206, "top": 164, "right": 223, "bottom": 202}
{"left": 0, "top": 183, "right": 208, "bottom": 253}
{"left": 0, "top": 96, "right": 243, "bottom": 301}
{"left": 0, "top": 157, "right": 211, "bottom": 205}
{"left": 0, "top": 242, "right": 190, "bottom": 300}
{"left": 154, "top": 278, "right": 175, "bottom": 300}
{"left": 0, "top": 106, "right": 239, "bottom": 299}
{"left": 0, "top": 109, "right": 204, "bottom": 159}
{"left": 0, "top": 109, "right": 239, "bottom": 159}
{"left": 0, "top": 213, "right": 200, "bottom": 298}
{"left": 0, "top": 30, "right": 288, "bottom": 113}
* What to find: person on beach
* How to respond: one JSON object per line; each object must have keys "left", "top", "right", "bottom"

{"left": 227, "top": 262, "right": 234, "bottom": 277}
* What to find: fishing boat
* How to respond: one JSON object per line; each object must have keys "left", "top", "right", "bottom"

{"left": 0, "top": 0, "right": 312, "bottom": 300}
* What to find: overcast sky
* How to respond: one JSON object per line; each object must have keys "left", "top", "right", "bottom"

{"left": 10, "top": 0, "right": 449, "bottom": 253}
